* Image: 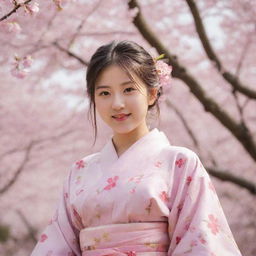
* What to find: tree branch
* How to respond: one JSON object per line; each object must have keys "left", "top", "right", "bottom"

{"left": 67, "top": 0, "right": 103, "bottom": 49}
{"left": 53, "top": 41, "right": 89, "bottom": 66}
{"left": 0, "top": 0, "right": 33, "bottom": 22}
{"left": 0, "top": 129, "right": 78, "bottom": 195}
{"left": 165, "top": 100, "right": 256, "bottom": 195}
{"left": 185, "top": 0, "right": 256, "bottom": 99}
{"left": 127, "top": 0, "right": 256, "bottom": 162}
{"left": 0, "top": 141, "right": 33, "bottom": 194}
{"left": 16, "top": 209, "right": 37, "bottom": 243}
{"left": 206, "top": 166, "right": 256, "bottom": 195}
{"left": 165, "top": 99, "right": 200, "bottom": 149}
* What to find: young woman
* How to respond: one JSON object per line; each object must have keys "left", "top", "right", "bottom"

{"left": 31, "top": 40, "right": 242, "bottom": 256}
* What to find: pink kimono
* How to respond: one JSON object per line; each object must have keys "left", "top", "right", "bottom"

{"left": 31, "top": 128, "right": 242, "bottom": 256}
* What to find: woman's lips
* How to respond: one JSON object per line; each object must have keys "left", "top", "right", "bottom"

{"left": 112, "top": 113, "right": 131, "bottom": 121}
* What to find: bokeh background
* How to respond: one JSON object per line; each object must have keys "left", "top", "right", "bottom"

{"left": 0, "top": 0, "right": 255, "bottom": 255}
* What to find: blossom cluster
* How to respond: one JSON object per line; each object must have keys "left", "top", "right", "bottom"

{"left": 14, "top": 1, "right": 39, "bottom": 15}
{"left": 155, "top": 59, "right": 172, "bottom": 88}
{"left": 1, "top": 2, "right": 39, "bottom": 34}
{"left": 11, "top": 54, "right": 33, "bottom": 79}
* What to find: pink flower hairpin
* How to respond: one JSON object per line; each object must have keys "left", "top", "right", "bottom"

{"left": 154, "top": 54, "right": 172, "bottom": 89}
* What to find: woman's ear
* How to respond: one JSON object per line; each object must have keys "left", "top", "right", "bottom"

{"left": 148, "top": 87, "right": 159, "bottom": 105}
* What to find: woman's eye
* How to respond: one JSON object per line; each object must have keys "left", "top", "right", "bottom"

{"left": 99, "top": 91, "right": 109, "bottom": 96}
{"left": 124, "top": 87, "right": 135, "bottom": 93}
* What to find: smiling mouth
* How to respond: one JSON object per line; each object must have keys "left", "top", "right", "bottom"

{"left": 112, "top": 113, "right": 131, "bottom": 121}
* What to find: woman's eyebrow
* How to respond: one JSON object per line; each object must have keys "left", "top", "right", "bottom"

{"left": 95, "top": 80, "right": 134, "bottom": 90}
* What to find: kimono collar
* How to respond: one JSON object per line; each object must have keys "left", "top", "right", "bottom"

{"left": 99, "top": 128, "right": 171, "bottom": 170}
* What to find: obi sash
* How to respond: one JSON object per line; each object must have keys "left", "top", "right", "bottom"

{"left": 79, "top": 222, "right": 170, "bottom": 256}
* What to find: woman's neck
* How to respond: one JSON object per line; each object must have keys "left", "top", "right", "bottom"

{"left": 112, "top": 125, "right": 149, "bottom": 157}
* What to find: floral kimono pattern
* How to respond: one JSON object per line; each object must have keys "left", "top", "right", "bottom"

{"left": 31, "top": 128, "right": 242, "bottom": 256}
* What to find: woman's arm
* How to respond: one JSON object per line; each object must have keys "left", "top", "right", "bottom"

{"left": 167, "top": 151, "right": 242, "bottom": 256}
{"left": 31, "top": 167, "right": 81, "bottom": 256}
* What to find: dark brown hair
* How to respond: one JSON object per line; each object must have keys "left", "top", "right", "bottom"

{"left": 86, "top": 40, "right": 162, "bottom": 144}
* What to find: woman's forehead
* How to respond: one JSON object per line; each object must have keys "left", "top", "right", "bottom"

{"left": 94, "top": 64, "right": 147, "bottom": 92}
{"left": 96, "top": 65, "right": 130, "bottom": 84}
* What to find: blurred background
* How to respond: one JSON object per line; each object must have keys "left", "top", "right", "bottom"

{"left": 0, "top": 0, "right": 255, "bottom": 255}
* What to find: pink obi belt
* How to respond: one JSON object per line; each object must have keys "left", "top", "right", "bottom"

{"left": 79, "top": 222, "right": 170, "bottom": 256}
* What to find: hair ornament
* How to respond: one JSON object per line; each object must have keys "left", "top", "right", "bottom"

{"left": 154, "top": 54, "right": 172, "bottom": 89}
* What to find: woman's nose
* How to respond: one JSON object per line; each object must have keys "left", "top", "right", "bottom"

{"left": 112, "top": 94, "right": 125, "bottom": 110}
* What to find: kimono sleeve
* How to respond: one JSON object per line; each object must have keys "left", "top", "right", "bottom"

{"left": 31, "top": 168, "right": 81, "bottom": 256}
{"left": 167, "top": 151, "right": 242, "bottom": 256}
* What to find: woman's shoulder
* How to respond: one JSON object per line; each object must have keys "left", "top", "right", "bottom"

{"left": 70, "top": 151, "right": 101, "bottom": 171}
{"left": 163, "top": 145, "right": 208, "bottom": 178}
{"left": 164, "top": 144, "right": 199, "bottom": 160}
{"left": 162, "top": 144, "right": 202, "bottom": 173}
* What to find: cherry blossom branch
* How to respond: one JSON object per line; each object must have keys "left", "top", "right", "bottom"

{"left": 0, "top": 0, "right": 33, "bottom": 22}
{"left": 185, "top": 0, "right": 256, "bottom": 100}
{"left": 206, "top": 166, "right": 256, "bottom": 195}
{"left": 53, "top": 41, "right": 89, "bottom": 66}
{"left": 68, "top": 0, "right": 103, "bottom": 49}
{"left": 230, "top": 37, "right": 253, "bottom": 132}
{"left": 235, "top": 36, "right": 252, "bottom": 77}
{"left": 188, "top": 2, "right": 253, "bottom": 137}
{"left": 127, "top": 0, "right": 256, "bottom": 162}
{"left": 16, "top": 209, "right": 37, "bottom": 243}
{"left": 166, "top": 101, "right": 256, "bottom": 195}
{"left": 0, "top": 141, "right": 33, "bottom": 194}
{"left": 165, "top": 99, "right": 200, "bottom": 149}
{"left": 0, "top": 129, "right": 78, "bottom": 195}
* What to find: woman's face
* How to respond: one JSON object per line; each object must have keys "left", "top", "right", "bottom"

{"left": 94, "top": 64, "right": 156, "bottom": 136}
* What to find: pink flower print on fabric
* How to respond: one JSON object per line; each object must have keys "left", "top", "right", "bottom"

{"left": 175, "top": 158, "right": 186, "bottom": 168}
{"left": 75, "top": 176, "right": 82, "bottom": 185}
{"left": 104, "top": 176, "right": 119, "bottom": 191}
{"left": 186, "top": 176, "right": 192, "bottom": 185}
{"left": 159, "top": 191, "right": 169, "bottom": 202}
{"left": 190, "top": 240, "right": 198, "bottom": 247}
{"left": 126, "top": 251, "right": 136, "bottom": 256}
{"left": 207, "top": 214, "right": 220, "bottom": 235}
{"left": 39, "top": 233, "right": 48, "bottom": 242}
{"left": 177, "top": 203, "right": 183, "bottom": 216}
{"left": 130, "top": 188, "right": 136, "bottom": 194}
{"left": 176, "top": 236, "right": 181, "bottom": 245}
{"left": 75, "top": 159, "right": 85, "bottom": 169}
{"left": 198, "top": 233, "right": 207, "bottom": 245}
{"left": 48, "top": 209, "right": 58, "bottom": 225}
{"left": 184, "top": 222, "right": 190, "bottom": 231}
{"left": 154, "top": 161, "right": 162, "bottom": 168}
{"left": 188, "top": 226, "right": 196, "bottom": 233}
{"left": 128, "top": 175, "right": 143, "bottom": 194}
{"left": 128, "top": 175, "right": 143, "bottom": 184}
{"left": 75, "top": 188, "right": 84, "bottom": 196}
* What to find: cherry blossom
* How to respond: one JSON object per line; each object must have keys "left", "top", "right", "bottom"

{"left": 24, "top": 2, "right": 39, "bottom": 16}
{"left": 1, "top": 21, "right": 21, "bottom": 33}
